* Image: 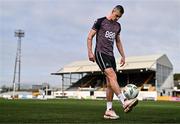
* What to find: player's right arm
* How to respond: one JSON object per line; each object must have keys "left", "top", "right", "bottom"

{"left": 87, "top": 18, "right": 103, "bottom": 62}
{"left": 87, "top": 29, "right": 96, "bottom": 62}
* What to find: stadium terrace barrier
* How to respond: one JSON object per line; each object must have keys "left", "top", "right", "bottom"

{"left": 157, "top": 96, "right": 180, "bottom": 102}
{"left": 171, "top": 97, "right": 180, "bottom": 102}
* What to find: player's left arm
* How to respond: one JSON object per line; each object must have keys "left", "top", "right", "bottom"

{"left": 115, "top": 35, "right": 125, "bottom": 67}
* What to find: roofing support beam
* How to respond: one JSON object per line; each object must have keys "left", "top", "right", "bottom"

{"left": 70, "top": 73, "right": 72, "bottom": 85}
{"left": 61, "top": 74, "right": 64, "bottom": 96}
{"left": 81, "top": 73, "right": 83, "bottom": 79}
{"left": 127, "top": 74, "right": 130, "bottom": 84}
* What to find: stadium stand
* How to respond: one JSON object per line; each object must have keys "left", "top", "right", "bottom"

{"left": 52, "top": 54, "right": 174, "bottom": 98}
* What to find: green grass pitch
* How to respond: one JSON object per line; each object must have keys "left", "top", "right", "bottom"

{"left": 0, "top": 98, "right": 180, "bottom": 123}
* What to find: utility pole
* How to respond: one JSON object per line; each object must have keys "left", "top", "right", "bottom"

{"left": 12, "top": 29, "right": 24, "bottom": 98}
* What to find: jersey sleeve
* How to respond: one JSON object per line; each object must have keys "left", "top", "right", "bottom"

{"left": 92, "top": 17, "right": 105, "bottom": 31}
{"left": 117, "top": 23, "right": 121, "bottom": 35}
{"left": 92, "top": 19, "right": 101, "bottom": 31}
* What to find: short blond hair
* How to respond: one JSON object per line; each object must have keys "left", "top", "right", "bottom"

{"left": 113, "top": 5, "right": 124, "bottom": 14}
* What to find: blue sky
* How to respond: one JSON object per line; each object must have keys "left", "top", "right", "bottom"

{"left": 0, "top": 0, "right": 180, "bottom": 87}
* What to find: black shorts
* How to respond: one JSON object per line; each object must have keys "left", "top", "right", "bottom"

{"left": 95, "top": 51, "right": 116, "bottom": 72}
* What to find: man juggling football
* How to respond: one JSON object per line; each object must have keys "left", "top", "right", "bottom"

{"left": 87, "top": 5, "right": 138, "bottom": 119}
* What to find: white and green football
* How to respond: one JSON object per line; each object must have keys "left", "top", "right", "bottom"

{"left": 123, "top": 84, "right": 139, "bottom": 99}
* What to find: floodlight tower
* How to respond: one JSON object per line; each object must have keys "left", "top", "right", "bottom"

{"left": 12, "top": 29, "right": 25, "bottom": 95}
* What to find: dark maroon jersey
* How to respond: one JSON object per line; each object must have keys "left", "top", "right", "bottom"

{"left": 92, "top": 17, "right": 121, "bottom": 56}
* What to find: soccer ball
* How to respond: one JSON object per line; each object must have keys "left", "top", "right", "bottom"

{"left": 123, "top": 84, "right": 139, "bottom": 99}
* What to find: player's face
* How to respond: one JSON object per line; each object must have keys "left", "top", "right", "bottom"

{"left": 111, "top": 11, "right": 122, "bottom": 22}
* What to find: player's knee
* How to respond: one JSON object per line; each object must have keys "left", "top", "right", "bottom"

{"left": 107, "top": 76, "right": 117, "bottom": 85}
{"left": 107, "top": 72, "right": 117, "bottom": 81}
{"left": 105, "top": 68, "right": 117, "bottom": 82}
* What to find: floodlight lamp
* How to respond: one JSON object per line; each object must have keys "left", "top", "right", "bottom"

{"left": 15, "top": 29, "right": 25, "bottom": 37}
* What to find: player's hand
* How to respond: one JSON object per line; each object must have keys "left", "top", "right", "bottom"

{"left": 120, "top": 56, "right": 125, "bottom": 67}
{"left": 88, "top": 52, "right": 95, "bottom": 62}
